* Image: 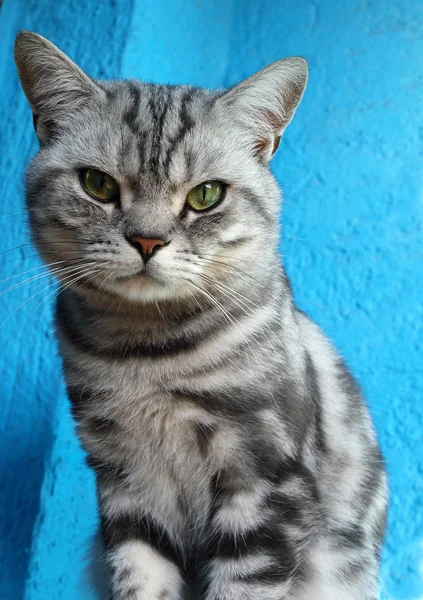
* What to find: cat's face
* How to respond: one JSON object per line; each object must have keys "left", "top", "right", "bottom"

{"left": 15, "top": 32, "right": 307, "bottom": 305}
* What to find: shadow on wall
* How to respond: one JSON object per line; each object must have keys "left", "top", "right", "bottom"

{"left": 0, "top": 281, "right": 62, "bottom": 600}
{"left": 0, "top": 408, "right": 55, "bottom": 599}
{"left": 0, "top": 0, "right": 133, "bottom": 597}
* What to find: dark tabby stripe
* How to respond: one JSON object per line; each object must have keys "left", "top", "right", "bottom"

{"left": 86, "top": 455, "right": 127, "bottom": 484}
{"left": 334, "top": 525, "right": 365, "bottom": 549}
{"left": 101, "top": 512, "right": 183, "bottom": 570}
{"left": 207, "top": 523, "right": 297, "bottom": 579}
{"left": 56, "top": 292, "right": 201, "bottom": 358}
{"left": 234, "top": 563, "right": 297, "bottom": 584}
{"left": 238, "top": 187, "right": 272, "bottom": 224}
{"left": 123, "top": 81, "right": 142, "bottom": 136}
{"left": 66, "top": 384, "right": 99, "bottom": 420}
{"left": 304, "top": 351, "right": 328, "bottom": 454}
{"left": 148, "top": 86, "right": 170, "bottom": 173}
{"left": 163, "top": 88, "right": 196, "bottom": 176}
{"left": 170, "top": 387, "right": 269, "bottom": 416}
{"left": 27, "top": 169, "right": 68, "bottom": 207}
{"left": 123, "top": 81, "right": 151, "bottom": 169}
{"left": 193, "top": 423, "right": 217, "bottom": 458}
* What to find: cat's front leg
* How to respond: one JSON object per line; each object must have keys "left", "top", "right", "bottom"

{"left": 202, "top": 476, "right": 307, "bottom": 600}
{"left": 107, "top": 540, "right": 183, "bottom": 600}
{"left": 101, "top": 512, "right": 184, "bottom": 600}
{"left": 203, "top": 549, "right": 295, "bottom": 600}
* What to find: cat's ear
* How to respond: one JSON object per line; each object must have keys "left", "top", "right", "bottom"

{"left": 14, "top": 31, "right": 103, "bottom": 144}
{"left": 218, "top": 58, "right": 308, "bottom": 163}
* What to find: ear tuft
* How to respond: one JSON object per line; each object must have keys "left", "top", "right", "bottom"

{"left": 14, "top": 31, "right": 102, "bottom": 143}
{"left": 218, "top": 57, "right": 308, "bottom": 162}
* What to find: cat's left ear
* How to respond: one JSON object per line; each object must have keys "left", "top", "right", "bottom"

{"left": 217, "top": 58, "right": 308, "bottom": 163}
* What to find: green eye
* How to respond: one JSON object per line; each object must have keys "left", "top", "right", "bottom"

{"left": 81, "top": 168, "right": 119, "bottom": 202}
{"left": 186, "top": 181, "right": 225, "bottom": 212}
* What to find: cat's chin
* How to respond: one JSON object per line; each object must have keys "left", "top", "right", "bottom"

{"left": 96, "top": 272, "right": 185, "bottom": 304}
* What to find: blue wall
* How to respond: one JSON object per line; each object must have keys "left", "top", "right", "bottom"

{"left": 0, "top": 1, "right": 422, "bottom": 598}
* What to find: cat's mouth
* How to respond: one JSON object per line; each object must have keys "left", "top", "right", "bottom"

{"left": 115, "top": 269, "right": 149, "bottom": 282}
{"left": 112, "top": 260, "right": 159, "bottom": 282}
{"left": 112, "top": 266, "right": 166, "bottom": 289}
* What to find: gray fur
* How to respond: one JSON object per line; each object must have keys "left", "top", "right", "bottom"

{"left": 15, "top": 31, "right": 387, "bottom": 600}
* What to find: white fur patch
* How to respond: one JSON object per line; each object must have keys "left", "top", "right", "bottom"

{"left": 213, "top": 482, "right": 268, "bottom": 534}
{"left": 108, "top": 540, "right": 183, "bottom": 599}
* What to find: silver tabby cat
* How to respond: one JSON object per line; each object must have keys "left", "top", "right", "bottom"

{"left": 15, "top": 31, "right": 387, "bottom": 600}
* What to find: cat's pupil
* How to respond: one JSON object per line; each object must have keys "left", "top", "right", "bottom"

{"left": 96, "top": 173, "right": 105, "bottom": 190}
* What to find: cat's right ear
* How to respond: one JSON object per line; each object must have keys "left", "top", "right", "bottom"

{"left": 14, "top": 31, "right": 103, "bottom": 144}
{"left": 216, "top": 58, "right": 308, "bottom": 163}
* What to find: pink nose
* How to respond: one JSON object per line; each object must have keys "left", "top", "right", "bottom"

{"left": 130, "top": 236, "right": 167, "bottom": 259}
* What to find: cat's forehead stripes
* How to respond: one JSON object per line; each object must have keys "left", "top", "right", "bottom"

{"left": 107, "top": 80, "right": 213, "bottom": 182}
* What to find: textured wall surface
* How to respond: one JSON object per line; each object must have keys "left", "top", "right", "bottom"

{"left": 0, "top": 1, "right": 422, "bottom": 599}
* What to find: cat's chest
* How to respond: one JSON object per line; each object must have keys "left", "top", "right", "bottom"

{"left": 77, "top": 368, "right": 238, "bottom": 537}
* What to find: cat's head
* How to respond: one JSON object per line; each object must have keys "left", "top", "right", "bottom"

{"left": 15, "top": 32, "right": 307, "bottom": 305}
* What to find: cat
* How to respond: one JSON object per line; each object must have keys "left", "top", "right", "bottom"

{"left": 15, "top": 31, "right": 387, "bottom": 600}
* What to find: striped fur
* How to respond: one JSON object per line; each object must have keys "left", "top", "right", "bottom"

{"left": 16, "top": 32, "right": 387, "bottom": 600}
